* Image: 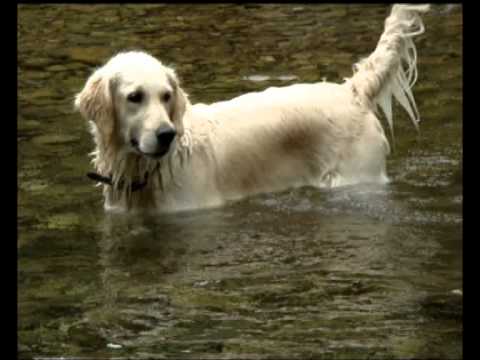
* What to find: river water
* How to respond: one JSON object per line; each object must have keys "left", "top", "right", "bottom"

{"left": 18, "top": 4, "right": 462, "bottom": 359}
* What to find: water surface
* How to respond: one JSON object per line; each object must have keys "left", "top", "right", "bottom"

{"left": 18, "top": 4, "right": 462, "bottom": 359}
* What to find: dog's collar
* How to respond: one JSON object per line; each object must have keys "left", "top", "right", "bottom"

{"left": 86, "top": 172, "right": 149, "bottom": 192}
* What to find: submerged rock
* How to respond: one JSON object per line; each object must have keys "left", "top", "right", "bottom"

{"left": 32, "top": 134, "right": 79, "bottom": 145}
{"left": 243, "top": 75, "right": 270, "bottom": 82}
{"left": 19, "top": 119, "right": 41, "bottom": 131}
{"left": 47, "top": 213, "right": 81, "bottom": 230}
{"left": 22, "top": 180, "right": 48, "bottom": 193}
{"left": 68, "top": 47, "right": 112, "bottom": 65}
{"left": 22, "top": 57, "right": 56, "bottom": 69}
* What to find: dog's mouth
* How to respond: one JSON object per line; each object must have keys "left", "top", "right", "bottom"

{"left": 130, "top": 139, "right": 170, "bottom": 159}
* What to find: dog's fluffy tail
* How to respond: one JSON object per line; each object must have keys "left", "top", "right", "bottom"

{"left": 347, "top": 4, "right": 430, "bottom": 142}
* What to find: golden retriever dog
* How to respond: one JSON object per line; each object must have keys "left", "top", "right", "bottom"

{"left": 75, "top": 4, "right": 429, "bottom": 212}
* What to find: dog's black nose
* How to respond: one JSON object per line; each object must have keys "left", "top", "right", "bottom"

{"left": 156, "top": 127, "right": 176, "bottom": 147}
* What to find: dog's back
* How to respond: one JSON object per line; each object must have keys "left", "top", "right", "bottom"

{"left": 186, "top": 82, "right": 386, "bottom": 198}
{"left": 184, "top": 4, "right": 430, "bottom": 202}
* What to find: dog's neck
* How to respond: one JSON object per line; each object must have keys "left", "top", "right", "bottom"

{"left": 89, "top": 124, "right": 194, "bottom": 209}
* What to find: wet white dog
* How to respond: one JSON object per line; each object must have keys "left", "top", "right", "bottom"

{"left": 75, "top": 4, "right": 429, "bottom": 212}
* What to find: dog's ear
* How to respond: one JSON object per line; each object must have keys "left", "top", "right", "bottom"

{"left": 166, "top": 68, "right": 188, "bottom": 136}
{"left": 74, "top": 70, "right": 116, "bottom": 146}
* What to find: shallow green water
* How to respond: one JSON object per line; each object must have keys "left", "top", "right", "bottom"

{"left": 18, "top": 4, "right": 462, "bottom": 359}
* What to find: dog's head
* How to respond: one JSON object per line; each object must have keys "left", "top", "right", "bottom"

{"left": 75, "top": 51, "right": 188, "bottom": 159}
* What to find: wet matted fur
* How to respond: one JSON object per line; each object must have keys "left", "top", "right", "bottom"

{"left": 75, "top": 4, "right": 429, "bottom": 213}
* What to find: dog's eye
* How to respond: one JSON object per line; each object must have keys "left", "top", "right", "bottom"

{"left": 127, "top": 91, "right": 143, "bottom": 103}
{"left": 161, "top": 92, "right": 171, "bottom": 103}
